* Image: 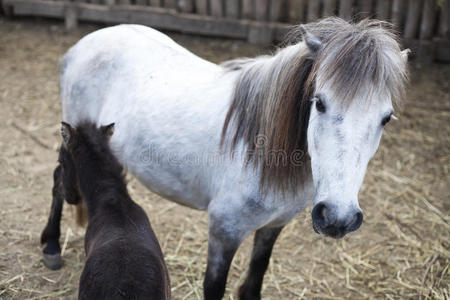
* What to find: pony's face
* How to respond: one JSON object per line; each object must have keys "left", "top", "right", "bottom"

{"left": 307, "top": 86, "right": 394, "bottom": 238}
{"left": 298, "top": 21, "right": 408, "bottom": 239}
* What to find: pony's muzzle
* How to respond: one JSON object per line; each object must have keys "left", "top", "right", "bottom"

{"left": 311, "top": 202, "right": 363, "bottom": 238}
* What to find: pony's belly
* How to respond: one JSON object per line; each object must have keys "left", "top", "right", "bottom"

{"left": 133, "top": 168, "right": 210, "bottom": 210}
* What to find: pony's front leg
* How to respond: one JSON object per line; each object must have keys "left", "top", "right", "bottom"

{"left": 203, "top": 214, "right": 246, "bottom": 300}
{"left": 40, "top": 164, "right": 64, "bottom": 270}
{"left": 238, "top": 226, "right": 284, "bottom": 300}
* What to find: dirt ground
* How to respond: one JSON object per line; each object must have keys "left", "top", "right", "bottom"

{"left": 0, "top": 17, "right": 448, "bottom": 300}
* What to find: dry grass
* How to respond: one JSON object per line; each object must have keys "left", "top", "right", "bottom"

{"left": 0, "top": 17, "right": 448, "bottom": 300}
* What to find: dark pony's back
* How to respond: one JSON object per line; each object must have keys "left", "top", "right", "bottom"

{"left": 59, "top": 121, "right": 170, "bottom": 300}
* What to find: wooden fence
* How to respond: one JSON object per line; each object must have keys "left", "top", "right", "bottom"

{"left": 2, "top": 0, "right": 450, "bottom": 62}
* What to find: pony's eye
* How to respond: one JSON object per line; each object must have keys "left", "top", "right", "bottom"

{"left": 315, "top": 99, "right": 326, "bottom": 113}
{"left": 381, "top": 115, "right": 391, "bottom": 126}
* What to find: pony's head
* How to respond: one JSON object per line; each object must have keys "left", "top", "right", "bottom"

{"left": 302, "top": 18, "right": 408, "bottom": 238}
{"left": 222, "top": 17, "right": 408, "bottom": 238}
{"left": 59, "top": 121, "right": 116, "bottom": 226}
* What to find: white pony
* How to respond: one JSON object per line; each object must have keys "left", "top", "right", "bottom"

{"left": 41, "top": 17, "right": 408, "bottom": 300}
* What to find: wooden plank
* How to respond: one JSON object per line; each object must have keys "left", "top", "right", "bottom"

{"left": 269, "top": 0, "right": 285, "bottom": 22}
{"left": 420, "top": 0, "right": 437, "bottom": 39}
{"left": 357, "top": 0, "right": 373, "bottom": 19}
{"left": 435, "top": 38, "right": 450, "bottom": 61}
{"left": 3, "top": 0, "right": 249, "bottom": 38}
{"left": 339, "top": 0, "right": 353, "bottom": 20}
{"left": 195, "top": 0, "right": 208, "bottom": 15}
{"left": 439, "top": 0, "right": 450, "bottom": 38}
{"left": 149, "top": 0, "right": 161, "bottom": 7}
{"left": 241, "top": 0, "right": 254, "bottom": 19}
{"left": 403, "top": 0, "right": 422, "bottom": 39}
{"left": 288, "top": 0, "right": 305, "bottom": 23}
{"left": 247, "top": 21, "right": 273, "bottom": 44}
{"left": 117, "top": 0, "right": 131, "bottom": 5}
{"left": 391, "top": 0, "right": 406, "bottom": 29}
{"left": 225, "top": 0, "right": 239, "bottom": 19}
{"left": 306, "top": 0, "right": 319, "bottom": 21}
{"left": 375, "top": 0, "right": 390, "bottom": 20}
{"left": 255, "top": 0, "right": 269, "bottom": 21}
{"left": 323, "top": 0, "right": 336, "bottom": 17}
{"left": 4, "top": 0, "right": 64, "bottom": 15}
{"left": 178, "top": 0, "right": 194, "bottom": 12}
{"left": 210, "top": 0, "right": 224, "bottom": 17}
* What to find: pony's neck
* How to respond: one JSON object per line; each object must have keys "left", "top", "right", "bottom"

{"left": 73, "top": 146, "right": 129, "bottom": 217}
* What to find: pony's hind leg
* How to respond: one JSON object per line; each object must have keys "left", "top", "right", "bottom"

{"left": 238, "top": 226, "right": 284, "bottom": 300}
{"left": 40, "top": 164, "right": 64, "bottom": 270}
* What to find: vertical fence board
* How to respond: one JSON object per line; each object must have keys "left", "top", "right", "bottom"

{"left": 404, "top": 0, "right": 422, "bottom": 38}
{"left": 178, "top": 0, "right": 194, "bottom": 12}
{"left": 357, "top": 0, "right": 373, "bottom": 19}
{"left": 104, "top": 0, "right": 116, "bottom": 5}
{"left": 149, "top": 0, "right": 161, "bottom": 6}
{"left": 323, "top": 0, "right": 337, "bottom": 17}
{"left": 375, "top": 0, "right": 390, "bottom": 20}
{"left": 242, "top": 0, "right": 254, "bottom": 19}
{"left": 64, "top": 2, "right": 78, "bottom": 31}
{"left": 420, "top": 0, "right": 437, "bottom": 39}
{"left": 288, "top": 0, "right": 305, "bottom": 23}
{"left": 195, "top": 0, "right": 208, "bottom": 14}
{"left": 339, "top": 0, "right": 353, "bottom": 20}
{"left": 225, "top": 0, "right": 240, "bottom": 19}
{"left": 135, "top": 0, "right": 147, "bottom": 6}
{"left": 210, "top": 0, "right": 224, "bottom": 17}
{"left": 439, "top": 0, "right": 450, "bottom": 38}
{"left": 117, "top": 0, "right": 131, "bottom": 5}
{"left": 391, "top": 0, "right": 406, "bottom": 29}
{"left": 255, "top": 0, "right": 269, "bottom": 20}
{"left": 307, "top": 0, "right": 320, "bottom": 21}
{"left": 269, "top": 0, "right": 285, "bottom": 22}
{"left": 164, "top": 0, "right": 176, "bottom": 8}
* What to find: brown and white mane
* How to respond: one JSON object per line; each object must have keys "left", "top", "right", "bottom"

{"left": 221, "top": 17, "right": 408, "bottom": 194}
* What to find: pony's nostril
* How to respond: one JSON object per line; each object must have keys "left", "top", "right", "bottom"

{"left": 311, "top": 202, "right": 329, "bottom": 227}
{"left": 346, "top": 211, "right": 363, "bottom": 233}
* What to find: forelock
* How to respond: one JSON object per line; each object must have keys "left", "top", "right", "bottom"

{"left": 306, "top": 18, "right": 408, "bottom": 107}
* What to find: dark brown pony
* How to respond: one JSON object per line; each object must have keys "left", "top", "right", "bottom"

{"left": 51, "top": 121, "right": 170, "bottom": 299}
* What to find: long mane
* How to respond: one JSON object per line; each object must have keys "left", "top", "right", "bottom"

{"left": 221, "top": 17, "right": 408, "bottom": 195}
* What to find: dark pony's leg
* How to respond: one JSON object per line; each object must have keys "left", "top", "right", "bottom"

{"left": 40, "top": 163, "right": 64, "bottom": 270}
{"left": 238, "top": 226, "right": 284, "bottom": 300}
{"left": 40, "top": 147, "right": 81, "bottom": 270}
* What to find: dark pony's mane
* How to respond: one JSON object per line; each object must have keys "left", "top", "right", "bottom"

{"left": 220, "top": 17, "right": 408, "bottom": 195}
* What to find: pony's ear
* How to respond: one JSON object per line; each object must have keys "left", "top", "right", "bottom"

{"left": 101, "top": 123, "right": 115, "bottom": 140}
{"left": 61, "top": 122, "right": 75, "bottom": 149}
{"left": 300, "top": 25, "right": 321, "bottom": 53}
{"left": 401, "top": 49, "right": 411, "bottom": 63}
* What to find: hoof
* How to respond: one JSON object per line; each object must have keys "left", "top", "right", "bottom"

{"left": 43, "top": 253, "right": 62, "bottom": 270}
